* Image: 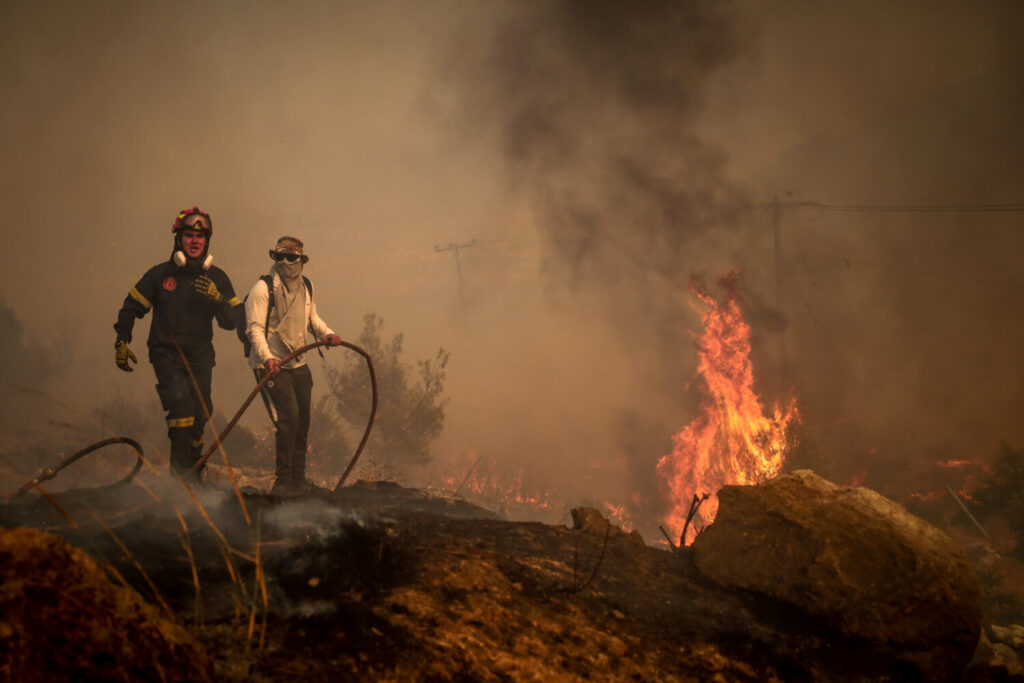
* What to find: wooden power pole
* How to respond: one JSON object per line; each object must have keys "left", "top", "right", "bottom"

{"left": 435, "top": 239, "right": 477, "bottom": 315}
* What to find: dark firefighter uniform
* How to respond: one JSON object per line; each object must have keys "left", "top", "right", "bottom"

{"left": 114, "top": 208, "right": 241, "bottom": 477}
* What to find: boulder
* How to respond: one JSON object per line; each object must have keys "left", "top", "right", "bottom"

{"left": 692, "top": 469, "right": 981, "bottom": 680}
{"left": 991, "top": 624, "right": 1024, "bottom": 651}
{"left": 570, "top": 506, "right": 645, "bottom": 546}
{"left": 0, "top": 526, "right": 211, "bottom": 682}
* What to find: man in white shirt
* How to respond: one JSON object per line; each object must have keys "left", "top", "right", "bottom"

{"left": 245, "top": 236, "right": 341, "bottom": 493}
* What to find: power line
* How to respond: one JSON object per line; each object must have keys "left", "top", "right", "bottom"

{"left": 747, "top": 194, "right": 1024, "bottom": 386}
{"left": 816, "top": 253, "right": 1024, "bottom": 289}
{"left": 805, "top": 202, "right": 1024, "bottom": 213}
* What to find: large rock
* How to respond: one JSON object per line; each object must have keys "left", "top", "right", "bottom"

{"left": 692, "top": 469, "right": 981, "bottom": 680}
{"left": 0, "top": 526, "right": 211, "bottom": 682}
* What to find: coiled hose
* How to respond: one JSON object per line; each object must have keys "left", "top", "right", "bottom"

{"left": 2, "top": 339, "right": 376, "bottom": 501}
{"left": 2, "top": 437, "right": 144, "bottom": 503}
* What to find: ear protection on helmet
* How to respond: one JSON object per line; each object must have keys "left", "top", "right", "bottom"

{"left": 171, "top": 206, "right": 213, "bottom": 270}
{"left": 173, "top": 251, "right": 213, "bottom": 270}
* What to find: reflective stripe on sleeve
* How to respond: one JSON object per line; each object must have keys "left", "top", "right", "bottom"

{"left": 167, "top": 417, "right": 195, "bottom": 428}
{"left": 189, "top": 437, "right": 204, "bottom": 448}
{"left": 129, "top": 287, "right": 152, "bottom": 310}
{"left": 227, "top": 296, "right": 242, "bottom": 307}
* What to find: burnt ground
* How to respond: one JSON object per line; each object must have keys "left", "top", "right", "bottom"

{"left": 0, "top": 478, "right": 1001, "bottom": 681}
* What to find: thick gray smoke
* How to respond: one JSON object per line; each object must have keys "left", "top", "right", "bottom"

{"left": 454, "top": 1, "right": 748, "bottom": 347}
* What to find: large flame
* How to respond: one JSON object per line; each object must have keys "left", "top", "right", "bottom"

{"left": 657, "top": 273, "right": 799, "bottom": 546}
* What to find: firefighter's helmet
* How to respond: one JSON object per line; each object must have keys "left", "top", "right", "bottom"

{"left": 171, "top": 206, "right": 214, "bottom": 269}
{"left": 172, "top": 206, "right": 213, "bottom": 233}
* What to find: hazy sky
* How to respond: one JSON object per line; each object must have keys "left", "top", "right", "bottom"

{"left": 2, "top": 1, "right": 1023, "bottom": 513}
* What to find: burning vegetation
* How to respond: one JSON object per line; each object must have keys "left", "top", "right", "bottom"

{"left": 657, "top": 273, "right": 800, "bottom": 546}
{"left": 417, "top": 273, "right": 801, "bottom": 550}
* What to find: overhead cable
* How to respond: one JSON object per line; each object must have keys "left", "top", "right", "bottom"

{"left": 806, "top": 202, "right": 1024, "bottom": 213}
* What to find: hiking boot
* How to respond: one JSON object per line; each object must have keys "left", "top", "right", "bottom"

{"left": 172, "top": 465, "right": 206, "bottom": 489}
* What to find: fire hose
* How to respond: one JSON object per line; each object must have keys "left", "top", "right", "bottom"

{"left": 3, "top": 339, "right": 376, "bottom": 501}
{"left": 2, "top": 437, "right": 144, "bottom": 503}
{"left": 190, "top": 338, "right": 378, "bottom": 490}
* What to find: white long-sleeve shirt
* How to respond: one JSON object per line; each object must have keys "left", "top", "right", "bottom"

{"left": 245, "top": 272, "right": 334, "bottom": 369}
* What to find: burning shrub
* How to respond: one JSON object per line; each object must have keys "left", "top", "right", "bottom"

{"left": 656, "top": 274, "right": 800, "bottom": 545}
{"left": 324, "top": 313, "right": 449, "bottom": 469}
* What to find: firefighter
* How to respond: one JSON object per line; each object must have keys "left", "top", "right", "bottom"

{"left": 113, "top": 207, "right": 242, "bottom": 481}
{"left": 244, "top": 236, "right": 341, "bottom": 494}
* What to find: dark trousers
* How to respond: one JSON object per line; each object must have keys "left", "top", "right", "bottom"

{"left": 264, "top": 364, "right": 313, "bottom": 483}
{"left": 153, "top": 362, "right": 212, "bottom": 477}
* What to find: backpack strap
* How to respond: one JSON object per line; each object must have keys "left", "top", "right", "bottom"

{"left": 301, "top": 275, "right": 324, "bottom": 358}
{"left": 261, "top": 274, "right": 275, "bottom": 333}
{"left": 237, "top": 274, "right": 278, "bottom": 358}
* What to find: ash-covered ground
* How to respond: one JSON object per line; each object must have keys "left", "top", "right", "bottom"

{"left": 1, "top": 472, "right": 1019, "bottom": 682}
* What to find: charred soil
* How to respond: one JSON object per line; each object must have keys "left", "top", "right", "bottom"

{"left": 0, "top": 479, "right": 1001, "bottom": 681}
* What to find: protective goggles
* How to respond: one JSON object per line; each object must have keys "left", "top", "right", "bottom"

{"left": 271, "top": 251, "right": 308, "bottom": 263}
{"left": 174, "top": 210, "right": 212, "bottom": 231}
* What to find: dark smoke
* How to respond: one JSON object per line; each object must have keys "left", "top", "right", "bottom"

{"left": 461, "top": 2, "right": 746, "bottom": 283}
{"left": 450, "top": 1, "right": 755, "bottom": 496}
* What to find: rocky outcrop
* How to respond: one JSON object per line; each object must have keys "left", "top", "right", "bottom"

{"left": 570, "top": 506, "right": 645, "bottom": 546}
{"left": 692, "top": 469, "right": 982, "bottom": 680}
{"left": 0, "top": 526, "right": 211, "bottom": 682}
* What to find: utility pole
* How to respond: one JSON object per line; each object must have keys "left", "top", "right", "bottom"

{"left": 772, "top": 195, "right": 787, "bottom": 386}
{"left": 748, "top": 195, "right": 818, "bottom": 388}
{"left": 772, "top": 195, "right": 783, "bottom": 319}
{"left": 435, "top": 239, "right": 477, "bottom": 316}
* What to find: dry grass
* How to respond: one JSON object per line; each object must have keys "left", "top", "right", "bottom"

{"left": 2, "top": 351, "right": 279, "bottom": 676}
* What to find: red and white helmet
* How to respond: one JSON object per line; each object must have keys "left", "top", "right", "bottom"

{"left": 172, "top": 206, "right": 212, "bottom": 233}
{"left": 170, "top": 206, "right": 214, "bottom": 269}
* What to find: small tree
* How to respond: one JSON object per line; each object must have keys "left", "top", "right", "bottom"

{"left": 324, "top": 313, "right": 449, "bottom": 468}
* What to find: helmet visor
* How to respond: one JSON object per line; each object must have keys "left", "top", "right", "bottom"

{"left": 176, "top": 210, "right": 212, "bottom": 231}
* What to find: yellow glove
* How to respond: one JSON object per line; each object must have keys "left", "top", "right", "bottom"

{"left": 115, "top": 340, "right": 138, "bottom": 372}
{"left": 193, "top": 275, "right": 222, "bottom": 302}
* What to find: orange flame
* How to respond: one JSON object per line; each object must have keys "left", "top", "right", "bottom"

{"left": 429, "top": 450, "right": 555, "bottom": 515}
{"left": 656, "top": 273, "right": 799, "bottom": 545}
